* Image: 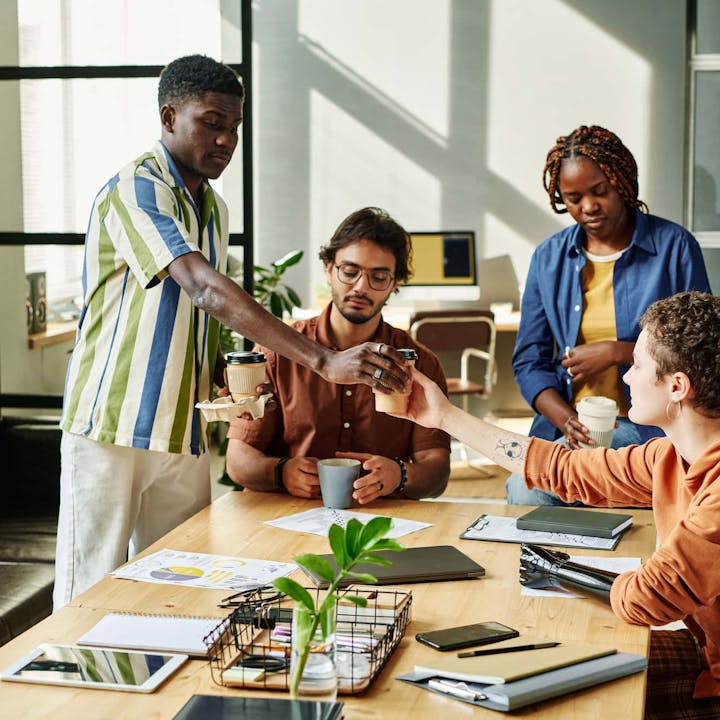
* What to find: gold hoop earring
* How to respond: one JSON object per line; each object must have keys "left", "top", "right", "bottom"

{"left": 665, "top": 401, "right": 681, "bottom": 421}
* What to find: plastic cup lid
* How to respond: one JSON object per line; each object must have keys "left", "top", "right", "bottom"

{"left": 225, "top": 351, "right": 266, "bottom": 364}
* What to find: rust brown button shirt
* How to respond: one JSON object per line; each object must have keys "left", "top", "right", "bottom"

{"left": 226, "top": 303, "right": 451, "bottom": 460}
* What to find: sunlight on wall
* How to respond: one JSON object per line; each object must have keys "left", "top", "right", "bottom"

{"left": 298, "top": 0, "right": 451, "bottom": 139}
{"left": 308, "top": 90, "right": 441, "bottom": 305}
{"left": 486, "top": 0, "right": 651, "bottom": 245}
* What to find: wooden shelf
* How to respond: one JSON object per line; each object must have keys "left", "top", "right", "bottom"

{"left": 28, "top": 321, "right": 77, "bottom": 349}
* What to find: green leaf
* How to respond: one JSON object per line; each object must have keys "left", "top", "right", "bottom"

{"left": 328, "top": 524, "right": 347, "bottom": 568}
{"left": 268, "top": 293, "right": 283, "bottom": 317}
{"left": 272, "top": 578, "right": 315, "bottom": 611}
{"left": 358, "top": 516, "right": 393, "bottom": 551}
{"left": 273, "top": 249, "right": 304, "bottom": 270}
{"left": 345, "top": 519, "right": 364, "bottom": 559}
{"left": 295, "top": 553, "right": 336, "bottom": 583}
{"left": 356, "top": 553, "right": 394, "bottom": 567}
{"left": 341, "top": 595, "right": 368, "bottom": 608}
{"left": 345, "top": 571, "right": 379, "bottom": 584}
{"left": 367, "top": 538, "right": 404, "bottom": 553}
{"left": 287, "top": 287, "right": 302, "bottom": 307}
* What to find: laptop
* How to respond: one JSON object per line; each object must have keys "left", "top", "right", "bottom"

{"left": 301, "top": 545, "right": 485, "bottom": 587}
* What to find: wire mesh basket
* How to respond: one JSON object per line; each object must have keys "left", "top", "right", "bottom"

{"left": 204, "top": 585, "right": 412, "bottom": 695}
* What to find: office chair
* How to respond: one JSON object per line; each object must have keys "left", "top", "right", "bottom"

{"left": 408, "top": 309, "right": 497, "bottom": 475}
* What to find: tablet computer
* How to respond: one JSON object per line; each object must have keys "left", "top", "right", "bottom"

{"left": 0, "top": 643, "right": 187, "bottom": 693}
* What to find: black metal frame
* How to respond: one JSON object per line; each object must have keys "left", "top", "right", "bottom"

{"left": 1, "top": 0, "right": 254, "bottom": 410}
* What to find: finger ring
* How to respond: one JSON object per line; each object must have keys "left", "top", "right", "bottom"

{"left": 377, "top": 343, "right": 384, "bottom": 354}
{"left": 567, "top": 367, "right": 574, "bottom": 378}
{"left": 377, "top": 481, "right": 384, "bottom": 492}
{"left": 373, "top": 367, "right": 383, "bottom": 380}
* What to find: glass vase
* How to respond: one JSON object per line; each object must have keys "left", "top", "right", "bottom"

{"left": 289, "top": 603, "right": 338, "bottom": 701}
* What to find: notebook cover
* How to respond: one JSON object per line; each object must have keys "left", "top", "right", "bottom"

{"left": 172, "top": 695, "right": 344, "bottom": 720}
{"left": 398, "top": 651, "right": 647, "bottom": 712}
{"left": 302, "top": 545, "right": 485, "bottom": 587}
{"left": 516, "top": 507, "right": 633, "bottom": 539}
{"left": 413, "top": 637, "right": 616, "bottom": 684}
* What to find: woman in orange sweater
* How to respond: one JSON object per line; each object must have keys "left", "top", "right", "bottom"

{"left": 393, "top": 291, "right": 720, "bottom": 719}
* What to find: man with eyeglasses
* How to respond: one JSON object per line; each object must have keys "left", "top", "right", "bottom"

{"left": 225, "top": 207, "right": 451, "bottom": 501}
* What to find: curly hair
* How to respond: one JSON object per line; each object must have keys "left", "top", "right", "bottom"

{"left": 318, "top": 207, "right": 413, "bottom": 285}
{"left": 640, "top": 292, "right": 720, "bottom": 417}
{"left": 543, "top": 125, "right": 648, "bottom": 215}
{"left": 158, "top": 55, "right": 244, "bottom": 109}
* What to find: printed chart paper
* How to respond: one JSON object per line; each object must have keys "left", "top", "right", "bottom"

{"left": 111, "top": 548, "right": 296, "bottom": 591}
{"left": 265, "top": 506, "right": 431, "bottom": 539}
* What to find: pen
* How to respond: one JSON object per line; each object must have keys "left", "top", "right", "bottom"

{"left": 457, "top": 641, "right": 560, "bottom": 658}
{"left": 428, "top": 678, "right": 486, "bottom": 702}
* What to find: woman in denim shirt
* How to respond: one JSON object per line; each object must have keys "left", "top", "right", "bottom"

{"left": 506, "top": 125, "right": 711, "bottom": 506}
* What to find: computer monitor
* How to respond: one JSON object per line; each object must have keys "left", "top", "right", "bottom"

{"left": 396, "top": 231, "right": 479, "bottom": 304}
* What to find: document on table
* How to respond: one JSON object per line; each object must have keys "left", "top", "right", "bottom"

{"left": 461, "top": 514, "right": 622, "bottom": 550}
{"left": 111, "top": 548, "right": 296, "bottom": 591}
{"left": 521, "top": 555, "right": 641, "bottom": 599}
{"left": 265, "top": 507, "right": 431, "bottom": 539}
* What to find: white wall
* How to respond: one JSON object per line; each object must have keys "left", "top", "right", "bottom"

{"left": 253, "top": 0, "right": 689, "bottom": 305}
{"left": 0, "top": 0, "right": 694, "bottom": 397}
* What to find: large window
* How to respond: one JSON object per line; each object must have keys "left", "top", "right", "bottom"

{"left": 688, "top": 0, "right": 720, "bottom": 247}
{"left": 7, "top": 0, "right": 251, "bottom": 309}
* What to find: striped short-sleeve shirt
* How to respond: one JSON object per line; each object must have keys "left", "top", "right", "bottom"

{"left": 61, "top": 141, "right": 228, "bottom": 456}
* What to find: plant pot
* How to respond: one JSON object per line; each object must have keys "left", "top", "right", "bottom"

{"left": 289, "top": 603, "right": 338, "bottom": 701}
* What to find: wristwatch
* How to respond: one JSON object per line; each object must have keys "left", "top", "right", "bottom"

{"left": 274, "top": 457, "right": 290, "bottom": 490}
{"left": 392, "top": 457, "right": 408, "bottom": 495}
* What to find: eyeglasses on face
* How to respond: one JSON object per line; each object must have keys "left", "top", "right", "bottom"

{"left": 335, "top": 263, "right": 395, "bottom": 291}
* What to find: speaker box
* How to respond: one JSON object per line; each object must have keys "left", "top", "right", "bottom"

{"left": 26, "top": 272, "right": 47, "bottom": 334}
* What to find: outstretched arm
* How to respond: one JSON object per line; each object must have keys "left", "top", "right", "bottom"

{"left": 394, "top": 367, "right": 529, "bottom": 477}
{"left": 167, "top": 251, "right": 409, "bottom": 391}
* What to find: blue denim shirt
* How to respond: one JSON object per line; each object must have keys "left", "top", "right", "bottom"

{"left": 512, "top": 210, "right": 711, "bottom": 442}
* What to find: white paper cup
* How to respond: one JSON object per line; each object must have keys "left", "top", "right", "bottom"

{"left": 318, "top": 459, "right": 361, "bottom": 509}
{"left": 225, "top": 351, "right": 267, "bottom": 402}
{"left": 576, "top": 396, "right": 618, "bottom": 449}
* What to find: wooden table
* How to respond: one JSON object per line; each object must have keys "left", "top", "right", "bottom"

{"left": 0, "top": 493, "right": 656, "bottom": 718}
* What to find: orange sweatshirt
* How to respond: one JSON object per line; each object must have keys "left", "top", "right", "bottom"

{"left": 525, "top": 436, "right": 720, "bottom": 698}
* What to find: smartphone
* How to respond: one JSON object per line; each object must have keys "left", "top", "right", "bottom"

{"left": 415, "top": 621, "right": 518, "bottom": 651}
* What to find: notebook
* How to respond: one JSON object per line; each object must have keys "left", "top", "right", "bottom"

{"left": 302, "top": 545, "right": 485, "bottom": 587}
{"left": 516, "top": 507, "right": 633, "bottom": 539}
{"left": 77, "top": 612, "right": 225, "bottom": 657}
{"left": 398, "top": 651, "right": 647, "bottom": 712}
{"left": 413, "top": 637, "right": 616, "bottom": 684}
{"left": 172, "top": 695, "right": 344, "bottom": 720}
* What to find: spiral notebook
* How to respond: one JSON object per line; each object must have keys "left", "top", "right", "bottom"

{"left": 78, "top": 612, "right": 226, "bottom": 657}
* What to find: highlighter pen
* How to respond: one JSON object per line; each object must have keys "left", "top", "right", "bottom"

{"left": 457, "top": 641, "right": 560, "bottom": 658}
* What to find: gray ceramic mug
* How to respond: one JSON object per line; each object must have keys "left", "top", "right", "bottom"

{"left": 317, "top": 458, "right": 361, "bottom": 509}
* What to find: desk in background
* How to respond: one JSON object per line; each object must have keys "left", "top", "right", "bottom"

{"left": 0, "top": 493, "right": 655, "bottom": 719}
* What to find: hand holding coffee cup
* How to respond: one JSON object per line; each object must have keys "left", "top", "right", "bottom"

{"left": 225, "top": 351, "right": 267, "bottom": 402}
{"left": 575, "top": 396, "right": 618, "bottom": 449}
{"left": 374, "top": 348, "right": 417, "bottom": 414}
{"left": 317, "top": 458, "right": 361, "bottom": 509}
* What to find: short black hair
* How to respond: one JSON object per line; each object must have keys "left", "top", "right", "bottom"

{"left": 318, "top": 207, "right": 413, "bottom": 284}
{"left": 158, "top": 54, "right": 244, "bottom": 109}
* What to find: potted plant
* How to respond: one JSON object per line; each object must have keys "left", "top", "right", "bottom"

{"left": 272, "top": 516, "right": 403, "bottom": 700}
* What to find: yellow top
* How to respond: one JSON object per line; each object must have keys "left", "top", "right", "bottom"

{"left": 574, "top": 250, "right": 628, "bottom": 416}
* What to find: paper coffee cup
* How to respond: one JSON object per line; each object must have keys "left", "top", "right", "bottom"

{"left": 225, "top": 351, "right": 267, "bottom": 402}
{"left": 576, "top": 396, "right": 617, "bottom": 449}
{"left": 373, "top": 348, "right": 417, "bottom": 414}
{"left": 318, "top": 458, "right": 361, "bottom": 509}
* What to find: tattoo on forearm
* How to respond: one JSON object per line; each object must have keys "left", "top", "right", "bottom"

{"left": 496, "top": 438, "right": 525, "bottom": 461}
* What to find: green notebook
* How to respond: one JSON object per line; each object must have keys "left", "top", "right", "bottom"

{"left": 515, "top": 507, "right": 633, "bottom": 539}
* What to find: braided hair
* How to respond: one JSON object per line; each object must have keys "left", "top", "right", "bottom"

{"left": 543, "top": 125, "right": 648, "bottom": 215}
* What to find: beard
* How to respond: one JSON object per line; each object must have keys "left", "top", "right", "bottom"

{"left": 333, "top": 290, "right": 387, "bottom": 325}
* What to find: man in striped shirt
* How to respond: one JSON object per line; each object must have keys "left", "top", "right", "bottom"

{"left": 54, "top": 55, "right": 408, "bottom": 608}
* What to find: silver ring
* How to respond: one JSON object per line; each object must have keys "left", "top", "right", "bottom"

{"left": 373, "top": 367, "right": 383, "bottom": 380}
{"left": 377, "top": 343, "right": 384, "bottom": 354}
{"left": 567, "top": 367, "right": 574, "bottom": 378}
{"left": 377, "top": 481, "right": 384, "bottom": 492}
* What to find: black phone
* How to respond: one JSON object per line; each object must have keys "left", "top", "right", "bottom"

{"left": 415, "top": 621, "right": 519, "bottom": 651}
